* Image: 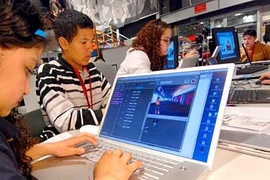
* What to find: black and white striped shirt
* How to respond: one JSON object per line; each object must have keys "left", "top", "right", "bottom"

{"left": 36, "top": 55, "right": 111, "bottom": 133}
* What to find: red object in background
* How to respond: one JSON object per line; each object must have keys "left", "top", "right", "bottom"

{"left": 194, "top": 3, "right": 206, "bottom": 14}
{"left": 187, "top": 34, "right": 197, "bottom": 42}
{"left": 202, "top": 51, "right": 211, "bottom": 59}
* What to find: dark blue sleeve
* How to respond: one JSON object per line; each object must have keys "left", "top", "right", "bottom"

{"left": 0, "top": 134, "right": 25, "bottom": 180}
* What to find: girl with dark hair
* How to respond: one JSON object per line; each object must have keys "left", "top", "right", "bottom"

{"left": 0, "top": 0, "right": 141, "bottom": 179}
{"left": 117, "top": 19, "right": 198, "bottom": 75}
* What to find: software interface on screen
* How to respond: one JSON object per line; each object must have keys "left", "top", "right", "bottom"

{"left": 216, "top": 31, "right": 238, "bottom": 62}
{"left": 100, "top": 69, "right": 228, "bottom": 162}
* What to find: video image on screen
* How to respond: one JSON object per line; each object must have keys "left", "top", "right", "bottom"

{"left": 216, "top": 31, "right": 237, "bottom": 61}
{"left": 148, "top": 84, "right": 196, "bottom": 117}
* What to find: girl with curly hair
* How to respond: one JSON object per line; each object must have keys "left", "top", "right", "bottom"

{"left": 0, "top": 0, "right": 141, "bottom": 179}
{"left": 117, "top": 19, "right": 198, "bottom": 75}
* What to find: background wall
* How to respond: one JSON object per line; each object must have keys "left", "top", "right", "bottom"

{"left": 39, "top": 0, "right": 158, "bottom": 30}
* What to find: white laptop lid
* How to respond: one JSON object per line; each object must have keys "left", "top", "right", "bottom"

{"left": 206, "top": 46, "right": 220, "bottom": 65}
{"left": 212, "top": 46, "right": 220, "bottom": 59}
{"left": 99, "top": 63, "right": 235, "bottom": 169}
{"left": 178, "top": 55, "right": 199, "bottom": 68}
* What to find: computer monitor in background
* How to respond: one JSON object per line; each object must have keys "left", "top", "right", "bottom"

{"left": 263, "top": 24, "right": 270, "bottom": 43}
{"left": 211, "top": 26, "right": 240, "bottom": 64}
{"left": 164, "top": 36, "right": 179, "bottom": 69}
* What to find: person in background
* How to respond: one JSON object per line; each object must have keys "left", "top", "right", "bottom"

{"left": 178, "top": 36, "right": 192, "bottom": 43}
{"left": 240, "top": 29, "right": 270, "bottom": 62}
{"left": 117, "top": 19, "right": 199, "bottom": 76}
{"left": 49, "top": 0, "right": 63, "bottom": 19}
{"left": 155, "top": 97, "right": 161, "bottom": 114}
{"left": 36, "top": 10, "right": 111, "bottom": 140}
{"left": 0, "top": 0, "right": 141, "bottom": 179}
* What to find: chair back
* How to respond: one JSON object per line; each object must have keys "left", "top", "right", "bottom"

{"left": 24, "top": 109, "right": 46, "bottom": 138}
{"left": 93, "top": 61, "right": 117, "bottom": 85}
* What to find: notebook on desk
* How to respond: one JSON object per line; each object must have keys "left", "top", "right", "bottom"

{"left": 80, "top": 64, "right": 235, "bottom": 180}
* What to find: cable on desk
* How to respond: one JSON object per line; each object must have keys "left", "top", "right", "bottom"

{"left": 232, "top": 79, "right": 262, "bottom": 89}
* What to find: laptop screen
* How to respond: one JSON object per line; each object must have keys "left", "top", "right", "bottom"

{"left": 211, "top": 27, "right": 240, "bottom": 64}
{"left": 164, "top": 36, "right": 179, "bottom": 70}
{"left": 100, "top": 65, "right": 233, "bottom": 164}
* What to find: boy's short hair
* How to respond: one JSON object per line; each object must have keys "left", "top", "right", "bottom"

{"left": 53, "top": 9, "right": 94, "bottom": 42}
{"left": 243, "top": 29, "right": 257, "bottom": 38}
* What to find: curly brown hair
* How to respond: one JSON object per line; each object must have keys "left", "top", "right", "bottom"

{"left": 0, "top": 0, "right": 47, "bottom": 49}
{"left": 132, "top": 19, "right": 171, "bottom": 71}
{"left": 5, "top": 108, "right": 40, "bottom": 179}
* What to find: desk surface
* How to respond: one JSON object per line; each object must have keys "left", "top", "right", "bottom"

{"left": 32, "top": 147, "right": 270, "bottom": 180}
{"left": 208, "top": 148, "right": 270, "bottom": 180}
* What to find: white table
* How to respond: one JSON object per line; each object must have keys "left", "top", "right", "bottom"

{"left": 31, "top": 130, "right": 270, "bottom": 180}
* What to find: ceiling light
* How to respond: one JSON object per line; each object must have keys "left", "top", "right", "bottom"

{"left": 235, "top": 13, "right": 242, "bottom": 16}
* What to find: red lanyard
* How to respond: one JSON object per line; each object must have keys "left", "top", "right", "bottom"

{"left": 72, "top": 66, "right": 93, "bottom": 109}
{"left": 250, "top": 44, "right": 255, "bottom": 61}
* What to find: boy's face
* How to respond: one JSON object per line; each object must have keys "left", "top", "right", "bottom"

{"left": 243, "top": 34, "right": 256, "bottom": 49}
{"left": 62, "top": 28, "right": 94, "bottom": 70}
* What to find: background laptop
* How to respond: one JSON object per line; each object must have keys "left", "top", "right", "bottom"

{"left": 178, "top": 55, "right": 200, "bottom": 68}
{"left": 82, "top": 64, "right": 235, "bottom": 180}
{"left": 164, "top": 36, "right": 179, "bottom": 70}
{"left": 206, "top": 46, "right": 220, "bottom": 65}
{"left": 210, "top": 26, "right": 268, "bottom": 76}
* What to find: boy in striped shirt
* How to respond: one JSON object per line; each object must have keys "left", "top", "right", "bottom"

{"left": 36, "top": 10, "right": 111, "bottom": 140}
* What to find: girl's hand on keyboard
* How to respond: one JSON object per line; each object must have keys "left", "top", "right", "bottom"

{"left": 27, "top": 133, "right": 98, "bottom": 160}
{"left": 94, "top": 149, "right": 142, "bottom": 180}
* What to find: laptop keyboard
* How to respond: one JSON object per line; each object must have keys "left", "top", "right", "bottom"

{"left": 227, "top": 89, "right": 270, "bottom": 104}
{"left": 80, "top": 140, "right": 181, "bottom": 180}
{"left": 236, "top": 65, "right": 268, "bottom": 75}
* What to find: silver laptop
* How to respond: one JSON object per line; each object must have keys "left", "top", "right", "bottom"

{"left": 178, "top": 55, "right": 199, "bottom": 68}
{"left": 206, "top": 46, "right": 220, "bottom": 65}
{"left": 82, "top": 64, "right": 235, "bottom": 180}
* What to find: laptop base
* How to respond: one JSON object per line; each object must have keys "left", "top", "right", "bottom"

{"left": 80, "top": 139, "right": 209, "bottom": 180}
